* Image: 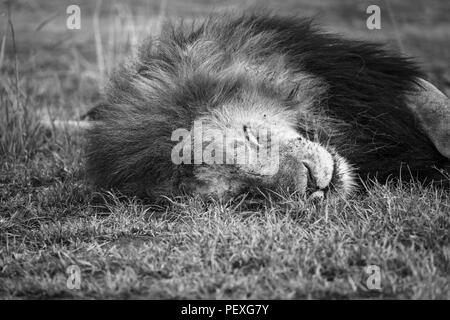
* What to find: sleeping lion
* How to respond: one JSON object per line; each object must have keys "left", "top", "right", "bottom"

{"left": 84, "top": 10, "right": 450, "bottom": 201}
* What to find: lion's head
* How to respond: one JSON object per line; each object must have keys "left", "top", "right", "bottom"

{"left": 169, "top": 70, "right": 356, "bottom": 201}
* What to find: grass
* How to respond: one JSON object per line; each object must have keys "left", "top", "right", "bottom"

{"left": 0, "top": 0, "right": 449, "bottom": 299}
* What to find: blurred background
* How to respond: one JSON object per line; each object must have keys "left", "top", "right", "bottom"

{"left": 0, "top": 0, "right": 449, "bottom": 120}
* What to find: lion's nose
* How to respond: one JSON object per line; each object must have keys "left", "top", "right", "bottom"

{"left": 302, "top": 161, "right": 330, "bottom": 197}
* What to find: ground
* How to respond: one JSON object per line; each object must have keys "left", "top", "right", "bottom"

{"left": 0, "top": 0, "right": 449, "bottom": 299}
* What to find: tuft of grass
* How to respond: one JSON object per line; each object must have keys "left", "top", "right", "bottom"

{"left": 0, "top": 0, "right": 449, "bottom": 299}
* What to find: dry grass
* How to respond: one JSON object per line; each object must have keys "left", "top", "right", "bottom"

{"left": 0, "top": 0, "right": 449, "bottom": 299}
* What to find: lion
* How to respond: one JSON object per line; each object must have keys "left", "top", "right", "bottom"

{"left": 84, "top": 10, "right": 450, "bottom": 202}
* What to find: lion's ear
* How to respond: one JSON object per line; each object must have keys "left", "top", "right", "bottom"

{"left": 407, "top": 78, "right": 450, "bottom": 159}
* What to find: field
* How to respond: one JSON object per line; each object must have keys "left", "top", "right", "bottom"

{"left": 0, "top": 0, "right": 449, "bottom": 299}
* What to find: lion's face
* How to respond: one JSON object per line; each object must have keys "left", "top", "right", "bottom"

{"left": 180, "top": 95, "right": 356, "bottom": 201}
